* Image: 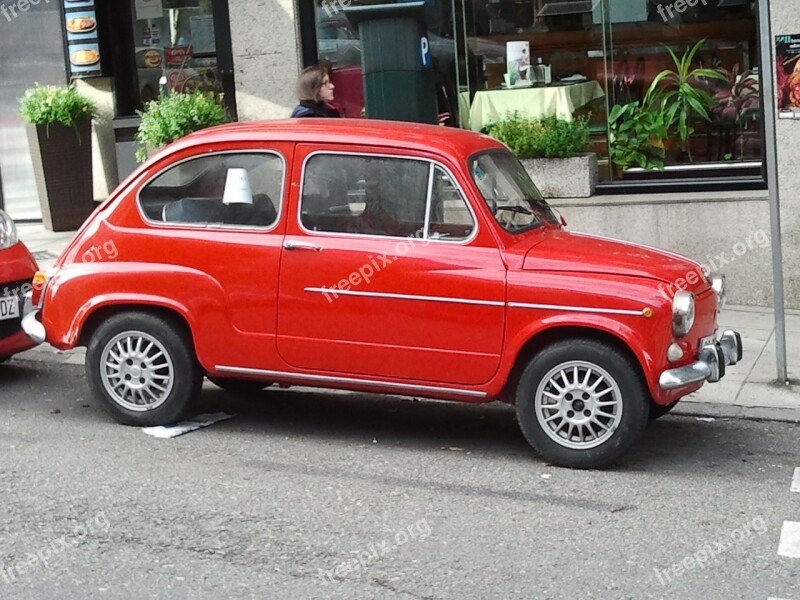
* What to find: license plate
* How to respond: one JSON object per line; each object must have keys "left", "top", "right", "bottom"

{"left": 698, "top": 334, "right": 716, "bottom": 351}
{"left": 0, "top": 295, "right": 20, "bottom": 320}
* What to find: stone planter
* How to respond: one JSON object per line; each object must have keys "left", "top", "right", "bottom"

{"left": 520, "top": 153, "right": 598, "bottom": 199}
{"left": 26, "top": 120, "right": 94, "bottom": 231}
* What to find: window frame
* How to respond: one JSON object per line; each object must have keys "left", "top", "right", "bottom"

{"left": 298, "top": 150, "right": 479, "bottom": 245}
{"left": 135, "top": 149, "right": 287, "bottom": 232}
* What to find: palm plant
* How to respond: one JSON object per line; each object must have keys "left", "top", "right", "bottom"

{"left": 645, "top": 39, "right": 727, "bottom": 161}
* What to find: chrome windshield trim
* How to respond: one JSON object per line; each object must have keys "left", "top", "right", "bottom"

{"left": 214, "top": 366, "right": 488, "bottom": 398}
{"left": 508, "top": 302, "right": 646, "bottom": 317}
{"left": 305, "top": 287, "right": 505, "bottom": 307}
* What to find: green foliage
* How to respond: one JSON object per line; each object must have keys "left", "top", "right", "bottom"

{"left": 19, "top": 84, "right": 96, "bottom": 130}
{"left": 608, "top": 101, "right": 669, "bottom": 171}
{"left": 644, "top": 38, "right": 727, "bottom": 159}
{"left": 135, "top": 90, "right": 231, "bottom": 162}
{"left": 485, "top": 113, "right": 590, "bottom": 159}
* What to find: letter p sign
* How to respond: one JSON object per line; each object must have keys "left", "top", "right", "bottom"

{"left": 420, "top": 36, "right": 431, "bottom": 68}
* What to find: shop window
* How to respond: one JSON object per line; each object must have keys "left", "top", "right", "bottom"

{"left": 139, "top": 153, "right": 283, "bottom": 228}
{"left": 128, "top": 0, "right": 222, "bottom": 106}
{"left": 452, "top": 0, "right": 762, "bottom": 185}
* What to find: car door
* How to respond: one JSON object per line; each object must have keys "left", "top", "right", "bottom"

{"left": 276, "top": 145, "right": 506, "bottom": 386}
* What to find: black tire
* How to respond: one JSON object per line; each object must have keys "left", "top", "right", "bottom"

{"left": 86, "top": 312, "right": 202, "bottom": 426}
{"left": 649, "top": 400, "right": 679, "bottom": 421}
{"left": 515, "top": 338, "right": 650, "bottom": 469}
{"left": 208, "top": 376, "right": 271, "bottom": 395}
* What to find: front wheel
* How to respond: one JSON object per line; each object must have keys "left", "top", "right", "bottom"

{"left": 86, "top": 312, "right": 203, "bottom": 426}
{"left": 515, "top": 338, "right": 649, "bottom": 469}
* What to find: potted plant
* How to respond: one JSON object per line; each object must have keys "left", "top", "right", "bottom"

{"left": 19, "top": 83, "right": 97, "bottom": 231}
{"left": 645, "top": 39, "right": 727, "bottom": 161}
{"left": 135, "top": 90, "right": 232, "bottom": 162}
{"left": 485, "top": 113, "right": 596, "bottom": 198}
{"left": 608, "top": 100, "right": 669, "bottom": 172}
{"left": 705, "top": 64, "right": 761, "bottom": 160}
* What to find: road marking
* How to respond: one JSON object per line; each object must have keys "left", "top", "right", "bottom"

{"left": 778, "top": 522, "right": 800, "bottom": 558}
{"left": 792, "top": 467, "right": 800, "bottom": 493}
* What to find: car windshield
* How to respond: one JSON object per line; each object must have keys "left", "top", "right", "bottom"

{"left": 469, "top": 150, "right": 559, "bottom": 234}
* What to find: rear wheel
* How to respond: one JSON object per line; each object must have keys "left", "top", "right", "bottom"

{"left": 515, "top": 338, "right": 649, "bottom": 469}
{"left": 86, "top": 312, "right": 202, "bottom": 426}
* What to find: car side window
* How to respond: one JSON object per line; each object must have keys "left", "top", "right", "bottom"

{"left": 139, "top": 153, "right": 283, "bottom": 228}
{"left": 301, "top": 154, "right": 428, "bottom": 238}
{"left": 428, "top": 167, "right": 475, "bottom": 241}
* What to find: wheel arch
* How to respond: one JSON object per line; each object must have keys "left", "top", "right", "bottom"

{"left": 500, "top": 325, "right": 651, "bottom": 405}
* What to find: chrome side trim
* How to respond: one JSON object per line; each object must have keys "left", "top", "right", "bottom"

{"left": 214, "top": 366, "right": 488, "bottom": 398}
{"left": 508, "top": 302, "right": 646, "bottom": 317}
{"left": 305, "top": 287, "right": 505, "bottom": 307}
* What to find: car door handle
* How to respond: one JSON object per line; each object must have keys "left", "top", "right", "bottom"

{"left": 283, "top": 241, "right": 322, "bottom": 252}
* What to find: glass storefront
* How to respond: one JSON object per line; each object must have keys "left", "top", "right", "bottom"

{"left": 126, "top": 0, "right": 224, "bottom": 109}
{"left": 309, "top": 0, "right": 764, "bottom": 188}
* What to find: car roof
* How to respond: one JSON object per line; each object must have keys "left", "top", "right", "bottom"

{"left": 177, "top": 118, "right": 507, "bottom": 158}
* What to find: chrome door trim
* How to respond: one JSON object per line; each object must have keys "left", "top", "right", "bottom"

{"left": 214, "top": 366, "right": 489, "bottom": 398}
{"left": 305, "top": 287, "right": 505, "bottom": 307}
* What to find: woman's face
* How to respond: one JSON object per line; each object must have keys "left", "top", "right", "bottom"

{"left": 318, "top": 75, "right": 335, "bottom": 103}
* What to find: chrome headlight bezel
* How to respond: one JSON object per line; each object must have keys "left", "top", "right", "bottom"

{"left": 710, "top": 273, "right": 726, "bottom": 309}
{"left": 0, "top": 209, "right": 18, "bottom": 250}
{"left": 672, "top": 290, "right": 695, "bottom": 338}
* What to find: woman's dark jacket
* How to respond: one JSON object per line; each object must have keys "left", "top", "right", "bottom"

{"left": 290, "top": 100, "right": 341, "bottom": 118}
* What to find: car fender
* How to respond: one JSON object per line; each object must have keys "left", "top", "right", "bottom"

{"left": 42, "top": 263, "right": 228, "bottom": 368}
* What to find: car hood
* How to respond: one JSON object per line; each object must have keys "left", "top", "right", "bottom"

{"left": 523, "top": 230, "right": 711, "bottom": 293}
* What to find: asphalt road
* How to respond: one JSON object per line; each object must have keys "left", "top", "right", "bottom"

{"left": 0, "top": 358, "right": 798, "bottom": 600}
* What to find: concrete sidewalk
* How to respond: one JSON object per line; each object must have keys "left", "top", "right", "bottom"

{"left": 12, "top": 223, "right": 800, "bottom": 423}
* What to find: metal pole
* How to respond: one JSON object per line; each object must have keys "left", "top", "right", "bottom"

{"left": 757, "top": 0, "right": 789, "bottom": 383}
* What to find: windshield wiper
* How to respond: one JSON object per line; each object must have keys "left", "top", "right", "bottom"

{"left": 496, "top": 206, "right": 533, "bottom": 215}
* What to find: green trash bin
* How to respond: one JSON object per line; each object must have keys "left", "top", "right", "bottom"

{"left": 345, "top": 1, "right": 439, "bottom": 125}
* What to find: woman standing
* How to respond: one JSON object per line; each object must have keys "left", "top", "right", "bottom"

{"left": 290, "top": 64, "right": 341, "bottom": 118}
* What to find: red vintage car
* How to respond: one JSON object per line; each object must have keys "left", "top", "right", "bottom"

{"left": 22, "top": 120, "right": 741, "bottom": 468}
{"left": 0, "top": 209, "right": 39, "bottom": 362}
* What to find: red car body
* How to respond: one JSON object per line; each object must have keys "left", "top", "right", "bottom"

{"left": 0, "top": 239, "right": 39, "bottom": 360}
{"left": 22, "top": 120, "right": 742, "bottom": 468}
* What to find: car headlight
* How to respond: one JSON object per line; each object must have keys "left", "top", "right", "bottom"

{"left": 0, "top": 209, "right": 18, "bottom": 249}
{"left": 710, "top": 273, "right": 726, "bottom": 309}
{"left": 672, "top": 290, "right": 695, "bottom": 338}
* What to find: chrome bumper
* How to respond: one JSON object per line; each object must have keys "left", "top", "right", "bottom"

{"left": 659, "top": 330, "right": 743, "bottom": 390}
{"left": 21, "top": 291, "right": 46, "bottom": 345}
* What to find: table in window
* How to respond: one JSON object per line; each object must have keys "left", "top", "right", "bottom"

{"left": 467, "top": 80, "right": 604, "bottom": 131}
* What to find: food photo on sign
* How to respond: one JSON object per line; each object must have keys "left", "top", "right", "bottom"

{"left": 776, "top": 34, "right": 800, "bottom": 114}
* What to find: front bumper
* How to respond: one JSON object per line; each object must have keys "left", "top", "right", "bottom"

{"left": 21, "top": 291, "right": 46, "bottom": 345}
{"left": 659, "top": 330, "right": 743, "bottom": 390}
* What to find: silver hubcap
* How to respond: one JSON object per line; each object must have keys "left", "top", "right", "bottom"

{"left": 99, "top": 331, "right": 175, "bottom": 412}
{"left": 535, "top": 361, "right": 623, "bottom": 450}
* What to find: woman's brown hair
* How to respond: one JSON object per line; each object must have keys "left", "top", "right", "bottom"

{"left": 296, "top": 64, "right": 330, "bottom": 102}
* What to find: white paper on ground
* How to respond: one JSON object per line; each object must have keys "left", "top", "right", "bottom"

{"left": 141, "top": 413, "right": 235, "bottom": 439}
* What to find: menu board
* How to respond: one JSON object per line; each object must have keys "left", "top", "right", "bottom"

{"left": 776, "top": 34, "right": 800, "bottom": 115}
{"left": 63, "top": 0, "right": 101, "bottom": 79}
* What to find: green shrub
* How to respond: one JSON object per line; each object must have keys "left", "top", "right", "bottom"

{"left": 485, "top": 113, "right": 590, "bottom": 159}
{"left": 135, "top": 90, "right": 231, "bottom": 162}
{"left": 19, "top": 84, "right": 96, "bottom": 130}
